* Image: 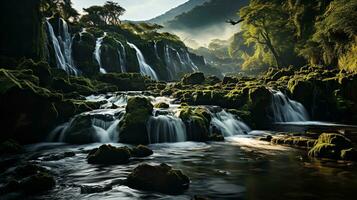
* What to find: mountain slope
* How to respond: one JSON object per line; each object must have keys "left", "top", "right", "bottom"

{"left": 163, "top": 0, "right": 249, "bottom": 47}
{"left": 148, "top": 0, "right": 210, "bottom": 25}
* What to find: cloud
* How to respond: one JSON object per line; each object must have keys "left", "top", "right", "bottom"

{"left": 72, "top": 0, "right": 188, "bottom": 21}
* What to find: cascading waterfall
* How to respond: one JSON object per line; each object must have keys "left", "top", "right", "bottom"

{"left": 46, "top": 18, "right": 79, "bottom": 75}
{"left": 154, "top": 41, "right": 160, "bottom": 59}
{"left": 118, "top": 41, "right": 127, "bottom": 72}
{"left": 47, "top": 109, "right": 124, "bottom": 143}
{"left": 186, "top": 52, "right": 199, "bottom": 71}
{"left": 270, "top": 90, "right": 309, "bottom": 122}
{"left": 127, "top": 42, "right": 158, "bottom": 80}
{"left": 210, "top": 110, "right": 251, "bottom": 137}
{"left": 147, "top": 111, "right": 187, "bottom": 143}
{"left": 94, "top": 33, "right": 107, "bottom": 74}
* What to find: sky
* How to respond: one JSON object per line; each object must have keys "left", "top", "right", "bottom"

{"left": 72, "top": 0, "right": 188, "bottom": 21}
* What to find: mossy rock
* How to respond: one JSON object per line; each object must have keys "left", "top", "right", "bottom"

{"left": 181, "top": 72, "right": 205, "bottom": 85}
{"left": 308, "top": 143, "right": 339, "bottom": 159}
{"left": 87, "top": 144, "right": 131, "bottom": 165}
{"left": 315, "top": 133, "right": 352, "bottom": 150}
{"left": 154, "top": 102, "right": 169, "bottom": 109}
{"left": 179, "top": 106, "right": 210, "bottom": 142}
{"left": 118, "top": 97, "right": 153, "bottom": 144}
{"left": 340, "top": 148, "right": 357, "bottom": 161}
{"left": 126, "top": 163, "right": 190, "bottom": 194}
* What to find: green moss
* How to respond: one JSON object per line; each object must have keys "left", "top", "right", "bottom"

{"left": 154, "top": 102, "right": 169, "bottom": 109}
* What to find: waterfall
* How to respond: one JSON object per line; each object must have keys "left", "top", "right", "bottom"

{"left": 147, "top": 113, "right": 187, "bottom": 143}
{"left": 154, "top": 41, "right": 160, "bottom": 59}
{"left": 94, "top": 33, "right": 107, "bottom": 74}
{"left": 46, "top": 18, "right": 79, "bottom": 75}
{"left": 127, "top": 42, "right": 158, "bottom": 80}
{"left": 186, "top": 52, "right": 199, "bottom": 71}
{"left": 117, "top": 41, "right": 127, "bottom": 72}
{"left": 270, "top": 90, "right": 309, "bottom": 122}
{"left": 47, "top": 110, "right": 124, "bottom": 143}
{"left": 210, "top": 110, "right": 251, "bottom": 137}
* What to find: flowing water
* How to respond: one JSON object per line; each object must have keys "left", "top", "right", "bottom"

{"left": 94, "top": 33, "right": 107, "bottom": 74}
{"left": 2, "top": 137, "right": 357, "bottom": 200}
{"left": 46, "top": 18, "right": 79, "bottom": 75}
{"left": 127, "top": 42, "right": 158, "bottom": 80}
{"left": 270, "top": 90, "right": 309, "bottom": 122}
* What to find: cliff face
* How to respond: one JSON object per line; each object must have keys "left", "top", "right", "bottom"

{"left": 0, "top": 0, "right": 45, "bottom": 62}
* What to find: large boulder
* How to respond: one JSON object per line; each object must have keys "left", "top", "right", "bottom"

{"left": 130, "top": 145, "right": 154, "bottom": 157}
{"left": 87, "top": 144, "right": 131, "bottom": 165}
{"left": 248, "top": 86, "right": 273, "bottom": 128}
{"left": 126, "top": 163, "right": 190, "bottom": 194}
{"left": 181, "top": 72, "right": 205, "bottom": 85}
{"left": 179, "top": 106, "right": 211, "bottom": 142}
{"left": 118, "top": 97, "right": 153, "bottom": 144}
{"left": 308, "top": 133, "right": 355, "bottom": 160}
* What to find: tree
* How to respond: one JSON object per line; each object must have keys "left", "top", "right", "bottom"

{"left": 240, "top": 1, "right": 294, "bottom": 68}
{"left": 103, "top": 1, "right": 126, "bottom": 25}
{"left": 40, "top": 0, "right": 79, "bottom": 21}
{"left": 80, "top": 1, "right": 125, "bottom": 26}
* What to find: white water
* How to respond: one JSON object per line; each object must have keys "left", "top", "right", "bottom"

{"left": 46, "top": 18, "right": 79, "bottom": 75}
{"left": 127, "top": 42, "right": 158, "bottom": 80}
{"left": 270, "top": 90, "right": 309, "bottom": 122}
{"left": 147, "top": 113, "right": 187, "bottom": 143}
{"left": 94, "top": 33, "right": 107, "bottom": 74}
{"left": 117, "top": 41, "right": 127, "bottom": 72}
{"left": 211, "top": 110, "right": 251, "bottom": 137}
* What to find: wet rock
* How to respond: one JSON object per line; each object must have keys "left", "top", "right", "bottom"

{"left": 308, "top": 133, "right": 354, "bottom": 159}
{"left": 87, "top": 144, "right": 131, "bottom": 165}
{"left": 179, "top": 106, "right": 211, "bottom": 142}
{"left": 258, "top": 135, "right": 273, "bottom": 142}
{"left": 20, "top": 172, "right": 56, "bottom": 194}
{"left": 42, "top": 151, "right": 76, "bottom": 161}
{"left": 154, "top": 102, "right": 169, "bottom": 109}
{"left": 118, "top": 97, "right": 153, "bottom": 144}
{"left": 271, "top": 136, "right": 316, "bottom": 148}
{"left": 80, "top": 184, "right": 112, "bottom": 194}
{"left": 341, "top": 148, "right": 357, "bottom": 161}
{"left": 14, "top": 164, "right": 49, "bottom": 178}
{"left": 181, "top": 72, "right": 205, "bottom": 85}
{"left": 308, "top": 143, "right": 339, "bottom": 159}
{"left": 208, "top": 134, "right": 225, "bottom": 141}
{"left": 131, "top": 145, "right": 153, "bottom": 157}
{"left": 0, "top": 139, "right": 23, "bottom": 155}
{"left": 192, "top": 195, "right": 211, "bottom": 200}
{"left": 126, "top": 163, "right": 190, "bottom": 194}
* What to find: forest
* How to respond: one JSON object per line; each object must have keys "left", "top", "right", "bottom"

{"left": 0, "top": 0, "right": 356, "bottom": 199}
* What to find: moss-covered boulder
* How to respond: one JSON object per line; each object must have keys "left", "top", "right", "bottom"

{"left": 181, "top": 72, "right": 205, "bottom": 85}
{"left": 308, "top": 133, "right": 354, "bottom": 160}
{"left": 87, "top": 144, "right": 131, "bottom": 165}
{"left": 61, "top": 114, "right": 100, "bottom": 144}
{"left": 72, "top": 32, "right": 99, "bottom": 75}
{"left": 154, "top": 102, "right": 170, "bottom": 109}
{"left": 118, "top": 97, "right": 153, "bottom": 144}
{"left": 248, "top": 86, "right": 273, "bottom": 128}
{"left": 179, "top": 106, "right": 211, "bottom": 142}
{"left": 126, "top": 163, "right": 190, "bottom": 194}
{"left": 130, "top": 145, "right": 154, "bottom": 157}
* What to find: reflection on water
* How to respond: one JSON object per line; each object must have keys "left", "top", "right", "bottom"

{"left": 3, "top": 136, "right": 357, "bottom": 200}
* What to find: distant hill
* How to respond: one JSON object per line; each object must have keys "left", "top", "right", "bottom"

{"left": 162, "top": 0, "right": 249, "bottom": 47}
{"left": 148, "top": 0, "right": 210, "bottom": 25}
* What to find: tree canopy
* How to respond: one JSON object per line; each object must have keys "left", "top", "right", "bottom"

{"left": 80, "top": 1, "right": 126, "bottom": 26}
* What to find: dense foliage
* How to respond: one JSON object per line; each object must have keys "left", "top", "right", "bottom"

{"left": 234, "top": 0, "right": 357, "bottom": 72}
